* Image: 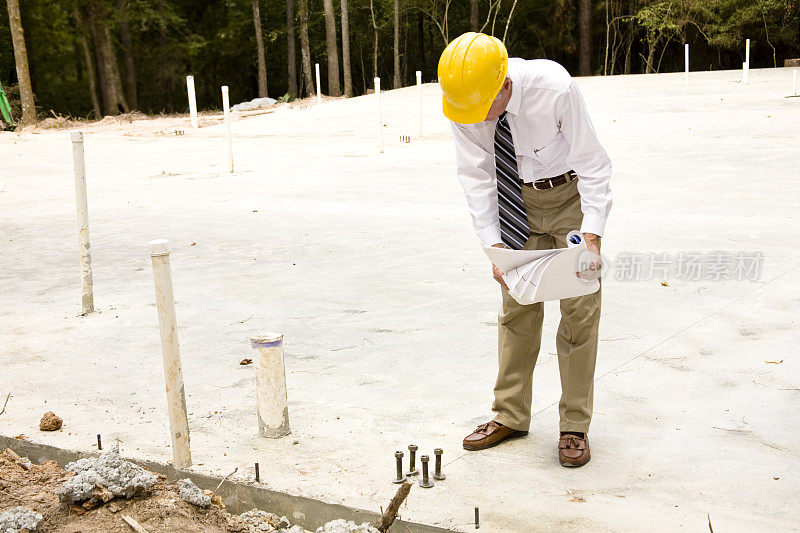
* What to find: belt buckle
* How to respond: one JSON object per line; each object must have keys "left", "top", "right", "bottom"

{"left": 533, "top": 178, "right": 551, "bottom": 190}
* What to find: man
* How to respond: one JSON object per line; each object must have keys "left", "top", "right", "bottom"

{"left": 439, "top": 33, "right": 612, "bottom": 467}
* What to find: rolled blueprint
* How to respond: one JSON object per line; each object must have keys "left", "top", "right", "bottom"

{"left": 483, "top": 230, "right": 600, "bottom": 304}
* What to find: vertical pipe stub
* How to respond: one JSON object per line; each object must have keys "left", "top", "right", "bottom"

{"left": 251, "top": 332, "right": 291, "bottom": 438}
{"left": 315, "top": 63, "right": 322, "bottom": 104}
{"left": 186, "top": 76, "right": 199, "bottom": 129}
{"left": 406, "top": 444, "right": 419, "bottom": 476}
{"left": 392, "top": 451, "right": 406, "bottom": 484}
{"left": 433, "top": 448, "right": 446, "bottom": 480}
{"left": 150, "top": 239, "right": 192, "bottom": 469}
{"left": 375, "top": 77, "right": 383, "bottom": 154}
{"left": 416, "top": 70, "right": 423, "bottom": 137}
{"left": 419, "top": 455, "right": 434, "bottom": 488}
{"left": 72, "top": 131, "right": 94, "bottom": 316}
{"left": 149, "top": 239, "right": 170, "bottom": 256}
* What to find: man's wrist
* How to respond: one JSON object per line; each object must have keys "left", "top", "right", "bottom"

{"left": 582, "top": 233, "right": 601, "bottom": 244}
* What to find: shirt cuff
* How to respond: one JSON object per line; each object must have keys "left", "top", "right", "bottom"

{"left": 477, "top": 223, "right": 503, "bottom": 247}
{"left": 580, "top": 213, "right": 607, "bottom": 237}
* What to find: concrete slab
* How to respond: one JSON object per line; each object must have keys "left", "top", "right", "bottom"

{"left": 1, "top": 67, "right": 798, "bottom": 531}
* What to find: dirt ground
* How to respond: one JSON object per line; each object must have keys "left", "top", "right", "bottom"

{"left": 0, "top": 449, "right": 261, "bottom": 532}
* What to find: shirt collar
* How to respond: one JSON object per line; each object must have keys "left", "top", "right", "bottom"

{"left": 504, "top": 62, "right": 522, "bottom": 117}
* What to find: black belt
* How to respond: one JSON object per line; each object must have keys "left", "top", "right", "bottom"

{"left": 522, "top": 171, "right": 577, "bottom": 190}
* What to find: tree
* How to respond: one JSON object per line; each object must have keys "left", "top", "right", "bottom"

{"left": 578, "top": 0, "right": 592, "bottom": 75}
{"left": 298, "top": 0, "right": 314, "bottom": 96}
{"left": 287, "top": 0, "right": 298, "bottom": 96}
{"left": 393, "top": 0, "right": 401, "bottom": 87}
{"left": 340, "top": 0, "right": 353, "bottom": 96}
{"left": 322, "top": 0, "right": 341, "bottom": 95}
{"left": 73, "top": 8, "right": 101, "bottom": 118}
{"left": 470, "top": 0, "right": 479, "bottom": 31}
{"left": 369, "top": 0, "right": 379, "bottom": 79}
{"left": 118, "top": 0, "right": 137, "bottom": 109}
{"left": 253, "top": 0, "right": 268, "bottom": 97}
{"left": 634, "top": 2, "right": 682, "bottom": 73}
{"left": 5, "top": 0, "right": 35, "bottom": 126}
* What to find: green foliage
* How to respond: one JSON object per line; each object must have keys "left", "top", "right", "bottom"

{"left": 1, "top": 0, "right": 798, "bottom": 118}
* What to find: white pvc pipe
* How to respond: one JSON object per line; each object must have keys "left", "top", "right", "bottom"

{"left": 375, "top": 77, "right": 383, "bottom": 153}
{"left": 684, "top": 44, "right": 689, "bottom": 86}
{"left": 743, "top": 62, "right": 749, "bottom": 85}
{"left": 793, "top": 70, "right": 797, "bottom": 97}
{"left": 416, "top": 70, "right": 423, "bottom": 137}
{"left": 745, "top": 39, "right": 750, "bottom": 66}
{"left": 221, "top": 86, "right": 234, "bottom": 173}
{"left": 71, "top": 131, "right": 94, "bottom": 316}
{"left": 149, "top": 239, "right": 192, "bottom": 469}
{"left": 251, "top": 333, "right": 291, "bottom": 438}
{"left": 186, "top": 76, "right": 198, "bottom": 129}
{"left": 315, "top": 63, "right": 322, "bottom": 105}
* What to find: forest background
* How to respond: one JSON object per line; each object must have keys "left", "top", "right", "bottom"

{"left": 1, "top": 0, "right": 799, "bottom": 126}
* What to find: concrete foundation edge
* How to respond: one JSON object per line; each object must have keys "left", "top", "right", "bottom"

{"left": 0, "top": 435, "right": 452, "bottom": 533}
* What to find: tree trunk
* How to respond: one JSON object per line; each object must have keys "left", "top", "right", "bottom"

{"left": 393, "top": 0, "right": 400, "bottom": 88}
{"left": 502, "top": 0, "right": 518, "bottom": 42}
{"left": 157, "top": 0, "right": 171, "bottom": 111}
{"left": 470, "top": 0, "right": 479, "bottom": 31}
{"left": 644, "top": 41, "right": 656, "bottom": 73}
{"left": 322, "top": 0, "right": 341, "bottom": 96}
{"left": 286, "top": 0, "right": 298, "bottom": 96}
{"left": 5, "top": 0, "right": 35, "bottom": 126}
{"left": 577, "top": 0, "right": 592, "bottom": 75}
{"left": 340, "top": 0, "right": 353, "bottom": 96}
{"left": 370, "top": 0, "right": 378, "bottom": 80}
{"left": 87, "top": 0, "right": 128, "bottom": 115}
{"left": 74, "top": 8, "right": 102, "bottom": 118}
{"left": 118, "top": 0, "right": 137, "bottom": 108}
{"left": 623, "top": 26, "right": 632, "bottom": 74}
{"left": 252, "top": 0, "right": 268, "bottom": 97}
{"left": 417, "top": 13, "right": 426, "bottom": 79}
{"left": 298, "top": 0, "right": 314, "bottom": 97}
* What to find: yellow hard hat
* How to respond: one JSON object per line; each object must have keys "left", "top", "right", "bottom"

{"left": 438, "top": 32, "right": 508, "bottom": 124}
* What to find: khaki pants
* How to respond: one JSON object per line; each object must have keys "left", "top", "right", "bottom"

{"left": 491, "top": 178, "right": 601, "bottom": 434}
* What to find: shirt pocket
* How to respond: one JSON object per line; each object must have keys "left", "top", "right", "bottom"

{"left": 515, "top": 132, "right": 567, "bottom": 180}
{"left": 516, "top": 132, "right": 564, "bottom": 166}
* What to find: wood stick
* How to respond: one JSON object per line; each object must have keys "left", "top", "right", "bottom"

{"left": 3, "top": 448, "right": 30, "bottom": 471}
{"left": 374, "top": 481, "right": 412, "bottom": 532}
{"left": 0, "top": 392, "right": 10, "bottom": 415}
{"left": 211, "top": 467, "right": 238, "bottom": 499}
{"left": 122, "top": 515, "right": 150, "bottom": 533}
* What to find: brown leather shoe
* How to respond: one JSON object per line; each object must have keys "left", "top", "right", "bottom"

{"left": 559, "top": 433, "right": 590, "bottom": 467}
{"left": 463, "top": 421, "right": 528, "bottom": 451}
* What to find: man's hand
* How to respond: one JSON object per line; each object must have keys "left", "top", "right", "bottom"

{"left": 491, "top": 242, "right": 509, "bottom": 289}
{"left": 578, "top": 232, "right": 602, "bottom": 280}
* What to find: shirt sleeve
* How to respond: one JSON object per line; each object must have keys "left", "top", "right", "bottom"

{"left": 557, "top": 80, "right": 613, "bottom": 237}
{"left": 450, "top": 121, "right": 502, "bottom": 246}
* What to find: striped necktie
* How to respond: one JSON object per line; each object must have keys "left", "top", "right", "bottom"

{"left": 494, "top": 112, "right": 530, "bottom": 249}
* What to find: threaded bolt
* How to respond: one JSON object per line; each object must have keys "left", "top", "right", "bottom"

{"left": 419, "top": 455, "right": 434, "bottom": 488}
{"left": 406, "top": 444, "right": 419, "bottom": 476}
{"left": 392, "top": 451, "right": 406, "bottom": 484}
{"left": 433, "top": 448, "right": 446, "bottom": 480}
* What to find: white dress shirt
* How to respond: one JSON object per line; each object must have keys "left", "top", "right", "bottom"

{"left": 450, "top": 58, "right": 612, "bottom": 246}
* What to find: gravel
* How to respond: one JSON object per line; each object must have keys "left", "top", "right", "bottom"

{"left": 177, "top": 478, "right": 211, "bottom": 508}
{"left": 57, "top": 450, "right": 157, "bottom": 504}
{"left": 0, "top": 506, "right": 43, "bottom": 532}
{"left": 314, "top": 519, "right": 379, "bottom": 533}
